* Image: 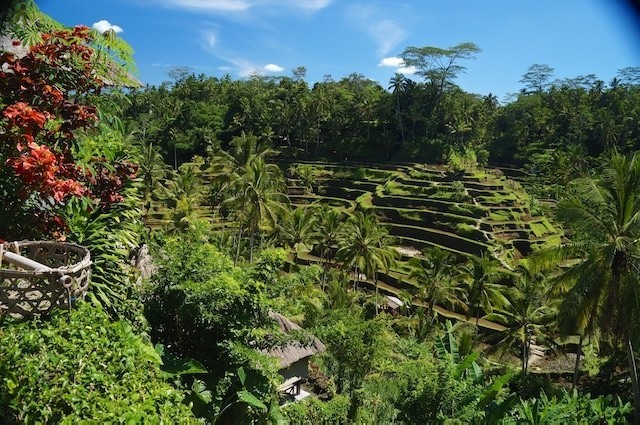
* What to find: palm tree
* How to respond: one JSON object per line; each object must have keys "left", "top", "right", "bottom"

{"left": 313, "top": 205, "right": 343, "bottom": 288}
{"left": 134, "top": 141, "right": 170, "bottom": 223}
{"left": 208, "top": 132, "right": 286, "bottom": 263}
{"left": 460, "top": 251, "right": 508, "bottom": 341}
{"left": 161, "top": 163, "right": 205, "bottom": 233}
{"left": 336, "top": 211, "right": 396, "bottom": 313}
{"left": 223, "top": 157, "right": 289, "bottom": 263}
{"left": 408, "top": 247, "right": 467, "bottom": 326}
{"left": 208, "top": 131, "right": 275, "bottom": 186}
{"left": 279, "top": 206, "right": 316, "bottom": 263}
{"left": 388, "top": 73, "right": 408, "bottom": 147}
{"left": 485, "top": 265, "right": 553, "bottom": 374}
{"left": 531, "top": 151, "right": 640, "bottom": 416}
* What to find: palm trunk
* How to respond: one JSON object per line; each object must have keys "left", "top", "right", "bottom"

{"left": 428, "top": 301, "right": 436, "bottom": 326}
{"left": 234, "top": 227, "right": 243, "bottom": 265}
{"left": 143, "top": 194, "right": 151, "bottom": 224}
{"left": 524, "top": 335, "right": 531, "bottom": 374}
{"left": 474, "top": 302, "right": 481, "bottom": 344}
{"left": 374, "top": 271, "right": 379, "bottom": 315}
{"left": 354, "top": 266, "right": 359, "bottom": 291}
{"left": 395, "top": 96, "right": 405, "bottom": 147}
{"left": 521, "top": 338, "right": 527, "bottom": 374}
{"left": 572, "top": 333, "right": 584, "bottom": 390}
{"left": 320, "top": 245, "right": 327, "bottom": 290}
{"left": 627, "top": 339, "right": 640, "bottom": 424}
{"left": 249, "top": 226, "right": 255, "bottom": 263}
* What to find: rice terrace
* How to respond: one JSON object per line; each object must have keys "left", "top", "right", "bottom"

{"left": 2, "top": 0, "right": 640, "bottom": 423}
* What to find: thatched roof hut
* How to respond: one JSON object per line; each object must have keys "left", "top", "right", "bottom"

{"left": 263, "top": 312, "right": 326, "bottom": 400}
{"left": 264, "top": 311, "right": 326, "bottom": 369}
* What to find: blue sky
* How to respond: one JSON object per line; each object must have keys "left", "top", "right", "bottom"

{"left": 37, "top": 0, "right": 640, "bottom": 102}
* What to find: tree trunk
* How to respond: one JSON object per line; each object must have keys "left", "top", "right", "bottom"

{"left": 234, "top": 227, "right": 243, "bottom": 265}
{"left": 396, "top": 96, "right": 405, "bottom": 147}
{"left": 320, "top": 245, "right": 327, "bottom": 290}
{"left": 572, "top": 334, "right": 584, "bottom": 390}
{"left": 474, "top": 302, "right": 481, "bottom": 344}
{"left": 354, "top": 266, "right": 359, "bottom": 291}
{"left": 249, "top": 226, "right": 255, "bottom": 264}
{"left": 524, "top": 335, "right": 531, "bottom": 375}
{"left": 374, "top": 271, "right": 379, "bottom": 315}
{"left": 627, "top": 339, "right": 640, "bottom": 425}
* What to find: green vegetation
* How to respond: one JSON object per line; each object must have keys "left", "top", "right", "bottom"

{"left": 2, "top": 1, "right": 640, "bottom": 423}
{"left": 0, "top": 303, "right": 196, "bottom": 423}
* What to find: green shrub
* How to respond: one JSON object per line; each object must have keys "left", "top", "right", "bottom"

{"left": 0, "top": 303, "right": 196, "bottom": 423}
{"left": 507, "top": 389, "right": 631, "bottom": 423}
{"left": 456, "top": 222, "right": 481, "bottom": 238}
{"left": 450, "top": 180, "right": 470, "bottom": 202}
{"left": 283, "top": 394, "right": 351, "bottom": 424}
{"left": 451, "top": 203, "right": 486, "bottom": 218}
{"left": 476, "top": 148, "right": 490, "bottom": 166}
{"left": 144, "top": 231, "right": 269, "bottom": 370}
{"left": 448, "top": 147, "right": 478, "bottom": 172}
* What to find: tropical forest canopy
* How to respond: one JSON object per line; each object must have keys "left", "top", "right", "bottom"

{"left": 2, "top": 1, "right": 640, "bottom": 423}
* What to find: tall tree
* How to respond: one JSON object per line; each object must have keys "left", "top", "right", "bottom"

{"left": 486, "top": 265, "right": 552, "bottom": 374}
{"left": 520, "top": 64, "right": 555, "bottom": 93}
{"left": 408, "top": 247, "right": 467, "bottom": 327}
{"left": 532, "top": 151, "right": 640, "bottom": 418}
{"left": 313, "top": 205, "right": 344, "bottom": 288}
{"left": 461, "top": 252, "right": 508, "bottom": 341}
{"left": 134, "top": 141, "right": 169, "bottom": 223}
{"left": 279, "top": 206, "right": 316, "bottom": 263}
{"left": 223, "top": 157, "right": 289, "bottom": 263}
{"left": 336, "top": 211, "right": 396, "bottom": 313}
{"left": 389, "top": 73, "right": 408, "bottom": 147}
{"left": 400, "top": 42, "right": 481, "bottom": 101}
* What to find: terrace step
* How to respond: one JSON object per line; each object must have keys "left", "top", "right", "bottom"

{"left": 385, "top": 223, "right": 490, "bottom": 256}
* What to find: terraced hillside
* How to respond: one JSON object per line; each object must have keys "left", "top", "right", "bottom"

{"left": 286, "top": 162, "right": 561, "bottom": 262}
{"left": 280, "top": 161, "right": 562, "bottom": 323}
{"left": 147, "top": 160, "right": 562, "bottom": 326}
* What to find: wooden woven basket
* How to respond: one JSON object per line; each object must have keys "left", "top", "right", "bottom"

{"left": 0, "top": 241, "right": 91, "bottom": 318}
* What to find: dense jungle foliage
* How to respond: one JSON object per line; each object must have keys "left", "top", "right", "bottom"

{"left": 2, "top": 1, "right": 640, "bottom": 423}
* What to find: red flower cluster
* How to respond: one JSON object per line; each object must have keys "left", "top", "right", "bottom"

{"left": 3, "top": 102, "right": 48, "bottom": 137}
{"left": 0, "top": 25, "right": 137, "bottom": 239}
{"left": 8, "top": 142, "right": 85, "bottom": 202}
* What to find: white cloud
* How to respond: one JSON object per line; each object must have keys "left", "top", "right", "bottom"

{"left": 222, "top": 57, "right": 259, "bottom": 77}
{"left": 92, "top": 20, "right": 123, "bottom": 33}
{"left": 204, "top": 31, "right": 218, "bottom": 49}
{"left": 370, "top": 19, "right": 406, "bottom": 56}
{"left": 398, "top": 65, "right": 417, "bottom": 75}
{"left": 163, "top": 0, "right": 251, "bottom": 11}
{"left": 378, "top": 56, "right": 404, "bottom": 67}
{"left": 161, "top": 0, "right": 332, "bottom": 13}
{"left": 290, "top": 0, "right": 332, "bottom": 11}
{"left": 348, "top": 5, "right": 408, "bottom": 57}
{"left": 378, "top": 56, "right": 416, "bottom": 75}
{"left": 199, "top": 27, "right": 222, "bottom": 54}
{"left": 263, "top": 63, "right": 284, "bottom": 73}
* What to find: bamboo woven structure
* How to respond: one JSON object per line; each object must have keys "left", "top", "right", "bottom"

{"left": 0, "top": 241, "right": 91, "bottom": 318}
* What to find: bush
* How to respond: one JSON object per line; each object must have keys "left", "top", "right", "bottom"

{"left": 448, "top": 147, "right": 478, "bottom": 172}
{"left": 0, "top": 303, "right": 195, "bottom": 423}
{"left": 144, "top": 230, "right": 268, "bottom": 369}
{"left": 283, "top": 394, "right": 351, "bottom": 424}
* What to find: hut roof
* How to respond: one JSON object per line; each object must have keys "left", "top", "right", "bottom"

{"left": 386, "top": 295, "right": 404, "bottom": 310}
{"left": 263, "top": 312, "right": 326, "bottom": 369}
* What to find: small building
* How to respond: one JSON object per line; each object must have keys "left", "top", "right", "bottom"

{"left": 263, "top": 312, "right": 326, "bottom": 401}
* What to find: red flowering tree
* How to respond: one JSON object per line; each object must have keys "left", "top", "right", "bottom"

{"left": 0, "top": 25, "right": 137, "bottom": 240}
